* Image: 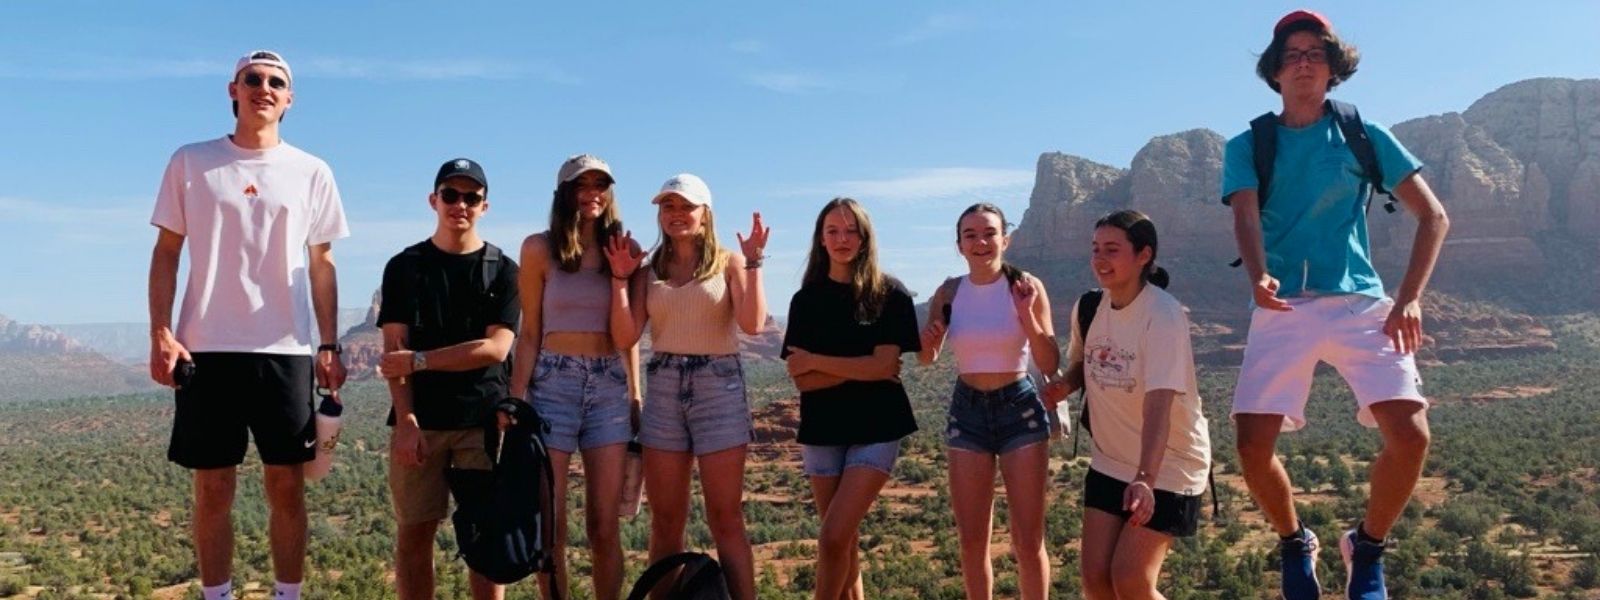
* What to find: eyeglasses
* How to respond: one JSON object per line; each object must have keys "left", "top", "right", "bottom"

{"left": 241, "top": 72, "right": 290, "bottom": 91}
{"left": 1281, "top": 49, "right": 1328, "bottom": 65}
{"left": 438, "top": 188, "right": 486, "bottom": 207}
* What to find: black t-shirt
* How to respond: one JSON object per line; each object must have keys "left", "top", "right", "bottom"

{"left": 781, "top": 277, "right": 921, "bottom": 445}
{"left": 377, "top": 240, "right": 520, "bottom": 430}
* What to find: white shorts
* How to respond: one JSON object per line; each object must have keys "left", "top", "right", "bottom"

{"left": 1231, "top": 294, "right": 1425, "bottom": 431}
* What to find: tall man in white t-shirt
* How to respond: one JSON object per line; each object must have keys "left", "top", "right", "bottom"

{"left": 147, "top": 50, "right": 349, "bottom": 600}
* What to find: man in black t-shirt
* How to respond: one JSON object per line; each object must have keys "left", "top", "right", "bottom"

{"left": 376, "top": 158, "right": 520, "bottom": 600}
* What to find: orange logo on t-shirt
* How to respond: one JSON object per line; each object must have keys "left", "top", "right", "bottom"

{"left": 243, "top": 184, "right": 259, "bottom": 198}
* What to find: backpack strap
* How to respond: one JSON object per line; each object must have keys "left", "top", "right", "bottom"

{"left": 480, "top": 243, "right": 502, "bottom": 295}
{"left": 1230, "top": 112, "right": 1280, "bottom": 268}
{"left": 1070, "top": 289, "right": 1103, "bottom": 459}
{"left": 935, "top": 276, "right": 963, "bottom": 325}
{"left": 401, "top": 242, "right": 428, "bottom": 329}
{"left": 1326, "top": 99, "right": 1397, "bottom": 214}
{"left": 624, "top": 552, "right": 716, "bottom": 600}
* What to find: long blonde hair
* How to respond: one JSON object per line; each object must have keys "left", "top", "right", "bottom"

{"left": 649, "top": 202, "right": 727, "bottom": 281}
{"left": 802, "top": 197, "right": 887, "bottom": 322}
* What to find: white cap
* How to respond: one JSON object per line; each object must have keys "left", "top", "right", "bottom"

{"left": 651, "top": 173, "right": 713, "bottom": 207}
{"left": 557, "top": 154, "right": 614, "bottom": 186}
{"left": 234, "top": 49, "right": 292, "bottom": 81}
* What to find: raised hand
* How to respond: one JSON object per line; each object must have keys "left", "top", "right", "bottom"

{"left": 735, "top": 212, "right": 770, "bottom": 263}
{"left": 1011, "top": 276, "right": 1040, "bottom": 331}
{"left": 605, "top": 230, "right": 645, "bottom": 279}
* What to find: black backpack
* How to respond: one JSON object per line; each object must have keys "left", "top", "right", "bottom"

{"left": 1069, "top": 289, "right": 1221, "bottom": 521}
{"left": 1228, "top": 98, "right": 1396, "bottom": 267}
{"left": 446, "top": 398, "right": 559, "bottom": 589}
{"left": 624, "top": 552, "right": 731, "bottom": 600}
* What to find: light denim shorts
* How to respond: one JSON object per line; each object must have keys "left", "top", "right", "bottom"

{"left": 640, "top": 353, "right": 754, "bottom": 456}
{"left": 526, "top": 353, "right": 633, "bottom": 453}
{"left": 801, "top": 440, "right": 901, "bottom": 477}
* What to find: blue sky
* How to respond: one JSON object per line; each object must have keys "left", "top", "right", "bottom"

{"left": 2, "top": 1, "right": 1597, "bottom": 325}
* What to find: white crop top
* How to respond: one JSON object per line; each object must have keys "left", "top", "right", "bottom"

{"left": 946, "top": 275, "right": 1030, "bottom": 373}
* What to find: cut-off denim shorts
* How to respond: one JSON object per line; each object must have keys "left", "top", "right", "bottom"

{"left": 640, "top": 352, "right": 753, "bottom": 456}
{"left": 801, "top": 440, "right": 901, "bottom": 477}
{"left": 945, "top": 376, "right": 1051, "bottom": 455}
{"left": 526, "top": 352, "right": 633, "bottom": 453}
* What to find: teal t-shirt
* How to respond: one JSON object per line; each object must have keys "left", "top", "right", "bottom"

{"left": 1220, "top": 113, "right": 1423, "bottom": 301}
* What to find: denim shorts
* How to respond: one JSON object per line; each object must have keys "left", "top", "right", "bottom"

{"left": 640, "top": 353, "right": 753, "bottom": 456}
{"left": 801, "top": 440, "right": 900, "bottom": 477}
{"left": 946, "top": 377, "right": 1051, "bottom": 456}
{"left": 526, "top": 352, "right": 633, "bottom": 453}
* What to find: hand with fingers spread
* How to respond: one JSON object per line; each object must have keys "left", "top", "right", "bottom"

{"left": 1252, "top": 273, "right": 1293, "bottom": 312}
{"left": 150, "top": 328, "right": 192, "bottom": 388}
{"left": 605, "top": 230, "right": 645, "bottom": 280}
{"left": 736, "top": 212, "right": 771, "bottom": 265}
{"left": 1383, "top": 298, "right": 1425, "bottom": 354}
{"left": 1124, "top": 480, "right": 1156, "bottom": 527}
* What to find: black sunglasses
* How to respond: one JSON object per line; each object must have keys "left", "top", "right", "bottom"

{"left": 438, "top": 188, "right": 486, "bottom": 207}
{"left": 242, "top": 72, "right": 289, "bottom": 91}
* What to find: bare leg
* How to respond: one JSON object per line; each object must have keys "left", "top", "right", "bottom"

{"left": 699, "top": 445, "right": 756, "bottom": 600}
{"left": 997, "top": 443, "right": 1051, "bottom": 600}
{"left": 263, "top": 463, "right": 307, "bottom": 584}
{"left": 642, "top": 447, "right": 694, "bottom": 600}
{"left": 1363, "top": 401, "right": 1430, "bottom": 538}
{"left": 1234, "top": 413, "right": 1300, "bottom": 536}
{"left": 395, "top": 520, "right": 438, "bottom": 600}
{"left": 468, "top": 570, "right": 504, "bottom": 600}
{"left": 946, "top": 449, "right": 997, "bottom": 600}
{"left": 812, "top": 467, "right": 890, "bottom": 600}
{"left": 192, "top": 467, "right": 238, "bottom": 587}
{"left": 1079, "top": 508, "right": 1125, "bottom": 600}
{"left": 1109, "top": 524, "right": 1174, "bottom": 600}
{"left": 583, "top": 443, "right": 628, "bottom": 600}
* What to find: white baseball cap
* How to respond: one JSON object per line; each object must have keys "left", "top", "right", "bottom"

{"left": 234, "top": 49, "right": 292, "bottom": 81}
{"left": 651, "top": 173, "right": 713, "bottom": 208}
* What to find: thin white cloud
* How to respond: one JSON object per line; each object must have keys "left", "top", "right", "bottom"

{"left": 729, "top": 39, "right": 767, "bottom": 54}
{"left": 0, "top": 56, "right": 575, "bottom": 83}
{"left": 777, "top": 167, "right": 1034, "bottom": 204}
{"left": 744, "top": 71, "right": 833, "bottom": 94}
{"left": 891, "top": 13, "right": 977, "bottom": 46}
{"left": 0, "top": 196, "right": 147, "bottom": 226}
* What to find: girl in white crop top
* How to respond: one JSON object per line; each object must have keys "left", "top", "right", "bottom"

{"left": 917, "top": 203, "right": 1062, "bottom": 600}
{"left": 604, "top": 173, "right": 768, "bottom": 600}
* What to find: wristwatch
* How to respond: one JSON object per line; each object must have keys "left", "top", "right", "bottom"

{"left": 412, "top": 351, "right": 428, "bottom": 373}
{"left": 317, "top": 343, "right": 342, "bottom": 355}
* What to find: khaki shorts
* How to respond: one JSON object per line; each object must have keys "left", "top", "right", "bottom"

{"left": 389, "top": 428, "right": 492, "bottom": 525}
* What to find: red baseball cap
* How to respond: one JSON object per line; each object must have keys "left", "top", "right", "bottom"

{"left": 1274, "top": 9, "right": 1333, "bottom": 35}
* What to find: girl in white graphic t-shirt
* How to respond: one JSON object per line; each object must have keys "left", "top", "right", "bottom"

{"left": 1061, "top": 210, "right": 1212, "bottom": 599}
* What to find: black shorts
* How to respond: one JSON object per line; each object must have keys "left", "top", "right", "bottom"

{"left": 168, "top": 352, "right": 315, "bottom": 469}
{"left": 1083, "top": 468, "right": 1201, "bottom": 538}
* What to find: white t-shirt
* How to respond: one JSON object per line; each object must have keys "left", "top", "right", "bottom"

{"left": 150, "top": 136, "right": 349, "bottom": 355}
{"left": 1068, "top": 285, "right": 1211, "bottom": 495}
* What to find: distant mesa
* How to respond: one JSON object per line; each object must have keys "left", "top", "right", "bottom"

{"left": 0, "top": 314, "right": 154, "bottom": 402}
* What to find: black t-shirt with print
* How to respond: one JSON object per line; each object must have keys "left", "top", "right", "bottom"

{"left": 781, "top": 277, "right": 921, "bottom": 445}
{"left": 377, "top": 240, "right": 520, "bottom": 430}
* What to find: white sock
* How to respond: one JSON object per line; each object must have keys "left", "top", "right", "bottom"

{"left": 274, "top": 581, "right": 301, "bottom": 600}
{"left": 201, "top": 581, "right": 233, "bottom": 600}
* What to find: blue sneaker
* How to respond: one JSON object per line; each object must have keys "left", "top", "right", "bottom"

{"left": 1341, "top": 528, "right": 1387, "bottom": 599}
{"left": 1279, "top": 527, "right": 1321, "bottom": 600}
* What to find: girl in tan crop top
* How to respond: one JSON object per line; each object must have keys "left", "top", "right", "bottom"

{"left": 604, "top": 173, "right": 768, "bottom": 600}
{"left": 507, "top": 155, "right": 643, "bottom": 600}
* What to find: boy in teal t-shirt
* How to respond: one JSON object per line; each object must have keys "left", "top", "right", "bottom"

{"left": 1221, "top": 10, "right": 1451, "bottom": 600}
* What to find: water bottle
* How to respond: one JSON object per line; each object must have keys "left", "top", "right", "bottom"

{"left": 619, "top": 439, "right": 644, "bottom": 517}
{"left": 305, "top": 389, "right": 343, "bottom": 481}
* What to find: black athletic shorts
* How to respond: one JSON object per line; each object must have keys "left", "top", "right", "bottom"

{"left": 1083, "top": 468, "right": 1201, "bottom": 537}
{"left": 168, "top": 352, "right": 316, "bottom": 469}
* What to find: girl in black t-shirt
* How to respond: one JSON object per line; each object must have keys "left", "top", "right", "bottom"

{"left": 781, "top": 197, "right": 921, "bottom": 600}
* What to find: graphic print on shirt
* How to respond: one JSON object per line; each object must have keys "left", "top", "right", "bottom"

{"left": 243, "top": 183, "right": 260, "bottom": 200}
{"left": 1086, "top": 335, "right": 1137, "bottom": 394}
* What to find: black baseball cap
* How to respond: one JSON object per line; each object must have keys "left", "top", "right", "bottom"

{"left": 434, "top": 158, "right": 488, "bottom": 191}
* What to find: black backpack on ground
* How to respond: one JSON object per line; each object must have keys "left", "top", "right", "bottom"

{"left": 1228, "top": 98, "right": 1397, "bottom": 267}
{"left": 624, "top": 552, "right": 731, "bottom": 600}
{"left": 446, "top": 398, "right": 559, "bottom": 590}
{"left": 1068, "top": 289, "right": 1221, "bottom": 521}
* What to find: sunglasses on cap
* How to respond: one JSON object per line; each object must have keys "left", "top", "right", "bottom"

{"left": 438, "top": 188, "right": 486, "bottom": 207}
{"left": 241, "top": 72, "right": 289, "bottom": 91}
